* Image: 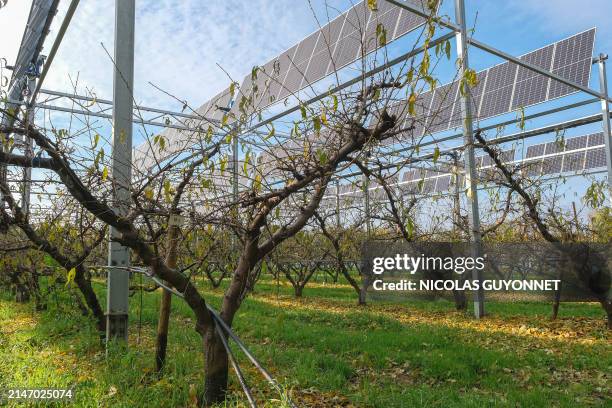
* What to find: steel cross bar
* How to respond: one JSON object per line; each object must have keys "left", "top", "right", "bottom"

{"left": 39, "top": 88, "right": 208, "bottom": 121}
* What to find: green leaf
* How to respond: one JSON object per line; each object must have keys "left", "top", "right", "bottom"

{"left": 254, "top": 174, "right": 262, "bottom": 192}
{"left": 300, "top": 104, "right": 307, "bottom": 120}
{"left": 251, "top": 66, "right": 260, "bottom": 81}
{"left": 376, "top": 23, "right": 387, "bottom": 47}
{"left": 420, "top": 50, "right": 430, "bottom": 76}
{"left": 163, "top": 179, "right": 172, "bottom": 203}
{"left": 101, "top": 166, "right": 109, "bottom": 182}
{"left": 243, "top": 152, "right": 250, "bottom": 174}
{"left": 313, "top": 116, "right": 322, "bottom": 133}
{"left": 92, "top": 133, "right": 100, "bottom": 149}
{"left": 433, "top": 146, "right": 440, "bottom": 163}
{"left": 317, "top": 149, "right": 328, "bottom": 164}
{"left": 405, "top": 217, "right": 414, "bottom": 240}
{"left": 265, "top": 125, "right": 275, "bottom": 140}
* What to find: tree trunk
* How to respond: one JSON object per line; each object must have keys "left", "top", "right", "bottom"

{"left": 155, "top": 289, "right": 172, "bottom": 372}
{"left": 295, "top": 285, "right": 303, "bottom": 297}
{"left": 204, "top": 236, "right": 259, "bottom": 404}
{"left": 155, "top": 220, "right": 180, "bottom": 372}
{"left": 15, "top": 283, "right": 29, "bottom": 302}
{"left": 74, "top": 265, "right": 106, "bottom": 332}
{"left": 452, "top": 289, "right": 467, "bottom": 311}
{"left": 359, "top": 277, "right": 368, "bottom": 306}
{"left": 202, "top": 323, "right": 229, "bottom": 406}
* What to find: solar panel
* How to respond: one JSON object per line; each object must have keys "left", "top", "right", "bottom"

{"left": 544, "top": 141, "right": 563, "bottom": 155}
{"left": 435, "top": 175, "right": 451, "bottom": 192}
{"left": 541, "top": 155, "right": 563, "bottom": 175}
{"left": 587, "top": 132, "right": 604, "bottom": 147}
{"left": 478, "top": 61, "right": 518, "bottom": 119}
{"left": 564, "top": 135, "right": 587, "bottom": 151}
{"left": 425, "top": 82, "right": 457, "bottom": 134}
{"left": 561, "top": 151, "right": 585, "bottom": 172}
{"left": 449, "top": 70, "right": 487, "bottom": 129}
{"left": 585, "top": 147, "right": 607, "bottom": 169}
{"left": 526, "top": 143, "right": 545, "bottom": 159}
{"left": 405, "top": 91, "right": 434, "bottom": 138}
{"left": 393, "top": 2, "right": 428, "bottom": 40}
{"left": 362, "top": 5, "right": 401, "bottom": 54}
{"left": 548, "top": 29, "right": 596, "bottom": 99}
{"left": 511, "top": 44, "right": 554, "bottom": 109}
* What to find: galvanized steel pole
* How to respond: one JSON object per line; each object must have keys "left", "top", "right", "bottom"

{"left": 106, "top": 0, "right": 135, "bottom": 344}
{"left": 454, "top": 0, "right": 485, "bottom": 318}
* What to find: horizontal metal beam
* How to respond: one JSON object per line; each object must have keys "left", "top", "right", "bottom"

{"left": 380, "top": 97, "right": 600, "bottom": 164}
{"left": 39, "top": 88, "right": 207, "bottom": 121}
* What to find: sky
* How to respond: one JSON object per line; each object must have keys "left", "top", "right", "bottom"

{"left": 1, "top": 0, "right": 611, "bottom": 112}
{"left": 0, "top": 0, "right": 610, "bottom": 211}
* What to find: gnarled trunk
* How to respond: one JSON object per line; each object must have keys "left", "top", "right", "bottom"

{"left": 202, "top": 323, "right": 229, "bottom": 405}
{"left": 74, "top": 265, "right": 105, "bottom": 332}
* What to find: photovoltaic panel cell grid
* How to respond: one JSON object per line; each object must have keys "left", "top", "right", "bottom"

{"left": 326, "top": 132, "right": 606, "bottom": 202}
{"left": 389, "top": 29, "right": 595, "bottom": 141}
{"left": 510, "top": 132, "right": 606, "bottom": 177}
{"left": 238, "top": 0, "right": 429, "bottom": 112}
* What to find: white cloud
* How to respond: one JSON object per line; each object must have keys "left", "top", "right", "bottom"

{"left": 40, "top": 0, "right": 341, "bottom": 112}
{"left": 0, "top": 1, "right": 30, "bottom": 67}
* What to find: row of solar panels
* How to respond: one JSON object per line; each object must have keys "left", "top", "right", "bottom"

{"left": 218, "top": 27, "right": 597, "bottom": 176}
{"left": 133, "top": 19, "right": 596, "bottom": 177}
{"left": 377, "top": 28, "right": 596, "bottom": 143}
{"left": 318, "top": 132, "right": 607, "bottom": 207}
{"left": 231, "top": 0, "right": 428, "bottom": 114}
{"left": 133, "top": 0, "right": 431, "bottom": 171}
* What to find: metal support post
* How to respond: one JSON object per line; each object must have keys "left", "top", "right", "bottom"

{"left": 454, "top": 0, "right": 484, "bottom": 318}
{"left": 451, "top": 153, "right": 461, "bottom": 238}
{"left": 106, "top": 0, "right": 135, "bottom": 344}
{"left": 596, "top": 54, "right": 612, "bottom": 206}
{"left": 22, "top": 75, "right": 36, "bottom": 217}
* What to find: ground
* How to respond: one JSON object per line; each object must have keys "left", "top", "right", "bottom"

{"left": 0, "top": 277, "right": 610, "bottom": 407}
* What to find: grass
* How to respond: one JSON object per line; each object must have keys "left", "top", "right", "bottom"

{"left": 0, "top": 275, "right": 610, "bottom": 407}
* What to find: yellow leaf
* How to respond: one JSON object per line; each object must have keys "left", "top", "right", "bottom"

{"left": 102, "top": 167, "right": 109, "bottom": 182}
{"left": 408, "top": 93, "right": 417, "bottom": 116}
{"left": 321, "top": 110, "right": 328, "bottom": 126}
{"left": 65, "top": 267, "right": 76, "bottom": 288}
{"left": 144, "top": 188, "right": 154, "bottom": 200}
